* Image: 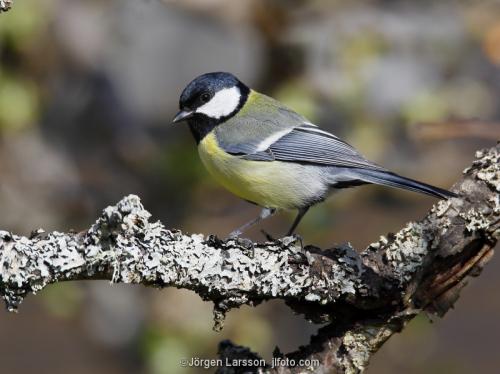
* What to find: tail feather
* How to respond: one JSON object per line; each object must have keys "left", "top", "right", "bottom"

{"left": 353, "top": 168, "right": 457, "bottom": 199}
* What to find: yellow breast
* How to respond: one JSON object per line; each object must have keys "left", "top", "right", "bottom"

{"left": 197, "top": 133, "right": 327, "bottom": 210}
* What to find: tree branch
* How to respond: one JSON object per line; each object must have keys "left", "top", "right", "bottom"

{"left": 1, "top": 144, "right": 498, "bottom": 373}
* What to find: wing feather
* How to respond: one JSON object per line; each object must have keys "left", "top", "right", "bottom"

{"left": 239, "top": 125, "right": 385, "bottom": 170}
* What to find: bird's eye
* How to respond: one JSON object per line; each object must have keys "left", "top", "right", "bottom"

{"left": 200, "top": 93, "right": 211, "bottom": 103}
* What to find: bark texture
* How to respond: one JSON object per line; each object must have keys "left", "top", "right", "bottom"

{"left": 0, "top": 144, "right": 499, "bottom": 373}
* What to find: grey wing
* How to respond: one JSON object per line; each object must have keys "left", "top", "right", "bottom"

{"left": 215, "top": 119, "right": 289, "bottom": 157}
{"left": 240, "top": 125, "right": 386, "bottom": 170}
{"left": 214, "top": 99, "right": 309, "bottom": 157}
{"left": 221, "top": 122, "right": 456, "bottom": 199}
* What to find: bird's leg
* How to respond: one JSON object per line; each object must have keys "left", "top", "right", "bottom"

{"left": 286, "top": 207, "right": 310, "bottom": 236}
{"left": 229, "top": 208, "right": 276, "bottom": 238}
{"left": 260, "top": 229, "right": 276, "bottom": 241}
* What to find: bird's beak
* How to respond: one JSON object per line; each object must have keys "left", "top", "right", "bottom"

{"left": 172, "top": 110, "right": 194, "bottom": 124}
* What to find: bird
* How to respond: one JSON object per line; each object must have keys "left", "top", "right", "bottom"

{"left": 173, "top": 72, "right": 456, "bottom": 238}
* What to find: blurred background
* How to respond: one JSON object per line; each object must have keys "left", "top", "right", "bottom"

{"left": 0, "top": 0, "right": 499, "bottom": 373}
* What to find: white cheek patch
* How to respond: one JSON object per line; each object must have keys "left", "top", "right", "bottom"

{"left": 196, "top": 86, "right": 241, "bottom": 119}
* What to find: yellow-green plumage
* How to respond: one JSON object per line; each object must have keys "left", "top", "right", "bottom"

{"left": 198, "top": 131, "right": 329, "bottom": 210}
{"left": 176, "top": 72, "right": 455, "bottom": 235}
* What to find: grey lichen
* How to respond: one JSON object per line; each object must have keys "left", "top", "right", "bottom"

{"left": 0, "top": 0, "right": 12, "bottom": 12}
{"left": 0, "top": 143, "right": 499, "bottom": 374}
{"left": 381, "top": 222, "right": 430, "bottom": 282}
{"left": 341, "top": 331, "right": 373, "bottom": 373}
{"left": 338, "top": 324, "right": 395, "bottom": 374}
{"left": 489, "top": 194, "right": 500, "bottom": 214}
{"left": 0, "top": 194, "right": 368, "bottom": 319}
{"left": 460, "top": 208, "right": 491, "bottom": 234}
{"left": 431, "top": 200, "right": 452, "bottom": 232}
{"left": 471, "top": 147, "right": 500, "bottom": 192}
{"left": 0, "top": 229, "right": 86, "bottom": 311}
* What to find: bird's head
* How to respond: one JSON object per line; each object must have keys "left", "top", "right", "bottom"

{"left": 173, "top": 72, "right": 249, "bottom": 126}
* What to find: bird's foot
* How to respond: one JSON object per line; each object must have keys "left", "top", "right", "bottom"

{"left": 227, "top": 231, "right": 253, "bottom": 247}
{"left": 226, "top": 233, "right": 255, "bottom": 258}
{"left": 282, "top": 232, "right": 304, "bottom": 248}
{"left": 228, "top": 230, "right": 242, "bottom": 239}
{"left": 260, "top": 229, "right": 276, "bottom": 241}
{"left": 292, "top": 234, "right": 304, "bottom": 249}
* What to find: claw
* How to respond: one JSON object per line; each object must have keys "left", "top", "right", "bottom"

{"left": 228, "top": 230, "right": 241, "bottom": 239}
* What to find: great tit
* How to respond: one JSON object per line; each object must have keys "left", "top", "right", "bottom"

{"left": 173, "top": 72, "right": 456, "bottom": 237}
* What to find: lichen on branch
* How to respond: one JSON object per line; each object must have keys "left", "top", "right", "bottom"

{"left": 0, "top": 144, "right": 498, "bottom": 373}
{"left": 0, "top": 0, "right": 13, "bottom": 12}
